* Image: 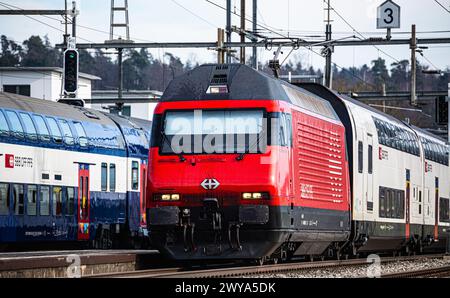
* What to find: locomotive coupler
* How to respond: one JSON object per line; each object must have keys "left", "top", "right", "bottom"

{"left": 227, "top": 222, "right": 242, "bottom": 251}
{"left": 181, "top": 209, "right": 196, "bottom": 252}
{"left": 202, "top": 198, "right": 224, "bottom": 253}
{"left": 182, "top": 223, "right": 196, "bottom": 252}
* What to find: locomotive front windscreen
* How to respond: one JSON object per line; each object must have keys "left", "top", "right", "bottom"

{"left": 160, "top": 109, "right": 268, "bottom": 155}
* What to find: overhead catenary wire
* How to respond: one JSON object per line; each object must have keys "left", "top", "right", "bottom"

{"left": 322, "top": 0, "right": 402, "bottom": 64}
{"left": 0, "top": 1, "right": 94, "bottom": 43}
{"left": 205, "top": 0, "right": 377, "bottom": 88}
{"left": 419, "top": 53, "right": 441, "bottom": 71}
{"left": 170, "top": 0, "right": 218, "bottom": 28}
{"left": 434, "top": 0, "right": 450, "bottom": 13}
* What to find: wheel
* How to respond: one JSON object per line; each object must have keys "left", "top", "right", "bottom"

{"left": 258, "top": 258, "right": 265, "bottom": 266}
{"left": 272, "top": 258, "right": 279, "bottom": 264}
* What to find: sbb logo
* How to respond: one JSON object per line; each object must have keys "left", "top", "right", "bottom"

{"left": 5, "top": 154, "right": 14, "bottom": 168}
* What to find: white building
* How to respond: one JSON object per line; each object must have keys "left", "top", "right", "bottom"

{"left": 90, "top": 90, "right": 161, "bottom": 121}
{"left": 0, "top": 67, "right": 100, "bottom": 106}
{"left": 0, "top": 67, "right": 161, "bottom": 121}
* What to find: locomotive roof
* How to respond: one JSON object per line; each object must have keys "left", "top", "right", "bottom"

{"left": 162, "top": 64, "right": 340, "bottom": 121}
{"left": 0, "top": 91, "right": 116, "bottom": 126}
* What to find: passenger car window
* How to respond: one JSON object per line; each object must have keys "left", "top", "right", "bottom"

{"left": 5, "top": 110, "right": 24, "bottom": 139}
{"left": 58, "top": 119, "right": 74, "bottom": 145}
{"left": 358, "top": 141, "right": 363, "bottom": 173}
{"left": 132, "top": 161, "right": 139, "bottom": 190}
{"left": 66, "top": 187, "right": 75, "bottom": 216}
{"left": 32, "top": 115, "right": 51, "bottom": 142}
{"left": 0, "top": 110, "right": 10, "bottom": 136}
{"left": 53, "top": 187, "right": 63, "bottom": 216}
{"left": 40, "top": 186, "right": 50, "bottom": 216}
{"left": 20, "top": 113, "right": 38, "bottom": 141}
{"left": 13, "top": 184, "right": 24, "bottom": 215}
{"left": 73, "top": 122, "right": 88, "bottom": 147}
{"left": 0, "top": 183, "right": 9, "bottom": 215}
{"left": 46, "top": 117, "right": 63, "bottom": 143}
{"left": 110, "top": 164, "right": 116, "bottom": 192}
{"left": 101, "top": 163, "right": 108, "bottom": 191}
{"left": 27, "top": 185, "right": 37, "bottom": 216}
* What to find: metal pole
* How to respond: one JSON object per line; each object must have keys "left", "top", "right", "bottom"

{"left": 240, "top": 0, "right": 246, "bottom": 64}
{"left": 71, "top": 1, "right": 76, "bottom": 38}
{"left": 226, "top": 0, "right": 231, "bottom": 63}
{"left": 217, "top": 28, "right": 225, "bottom": 64}
{"left": 448, "top": 83, "right": 450, "bottom": 143}
{"left": 410, "top": 24, "right": 417, "bottom": 106}
{"left": 252, "top": 0, "right": 257, "bottom": 69}
{"left": 63, "top": 0, "right": 68, "bottom": 45}
{"left": 117, "top": 48, "right": 124, "bottom": 114}
{"left": 324, "top": 0, "right": 332, "bottom": 88}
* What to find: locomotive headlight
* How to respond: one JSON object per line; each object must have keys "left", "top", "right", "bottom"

{"left": 242, "top": 193, "right": 252, "bottom": 199}
{"left": 242, "top": 192, "right": 269, "bottom": 200}
{"left": 161, "top": 194, "right": 172, "bottom": 201}
{"left": 155, "top": 194, "right": 181, "bottom": 201}
{"left": 252, "top": 192, "right": 263, "bottom": 199}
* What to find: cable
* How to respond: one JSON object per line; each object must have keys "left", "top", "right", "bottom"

{"left": 205, "top": 0, "right": 376, "bottom": 88}
{"left": 0, "top": 2, "right": 94, "bottom": 43}
{"left": 205, "top": 0, "right": 289, "bottom": 39}
{"left": 0, "top": 1, "right": 158, "bottom": 43}
{"left": 434, "top": 0, "right": 450, "bottom": 13}
{"left": 323, "top": 0, "right": 402, "bottom": 64}
{"left": 419, "top": 53, "right": 441, "bottom": 71}
{"left": 170, "top": 0, "right": 218, "bottom": 28}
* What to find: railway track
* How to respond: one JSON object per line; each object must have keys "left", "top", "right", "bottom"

{"left": 87, "top": 254, "right": 446, "bottom": 278}
{"left": 382, "top": 265, "right": 450, "bottom": 278}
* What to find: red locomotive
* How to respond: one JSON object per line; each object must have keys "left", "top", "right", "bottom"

{"left": 146, "top": 64, "right": 351, "bottom": 262}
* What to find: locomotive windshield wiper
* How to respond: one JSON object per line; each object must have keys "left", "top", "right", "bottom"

{"left": 236, "top": 125, "right": 265, "bottom": 161}
{"left": 161, "top": 131, "right": 186, "bottom": 162}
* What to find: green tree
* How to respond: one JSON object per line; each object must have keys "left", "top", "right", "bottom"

{"left": 390, "top": 60, "right": 409, "bottom": 91}
{"left": 21, "top": 35, "right": 61, "bottom": 67}
{"left": 371, "top": 58, "right": 389, "bottom": 91}
{"left": 0, "top": 35, "right": 23, "bottom": 66}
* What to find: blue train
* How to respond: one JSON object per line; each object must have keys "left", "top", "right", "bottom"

{"left": 0, "top": 92, "right": 151, "bottom": 249}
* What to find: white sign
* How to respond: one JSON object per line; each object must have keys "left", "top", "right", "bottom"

{"left": 67, "top": 37, "right": 76, "bottom": 49}
{"left": 377, "top": 0, "right": 400, "bottom": 29}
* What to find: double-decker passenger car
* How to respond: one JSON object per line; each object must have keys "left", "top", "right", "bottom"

{"left": 300, "top": 83, "right": 450, "bottom": 256}
{"left": 0, "top": 92, "right": 151, "bottom": 249}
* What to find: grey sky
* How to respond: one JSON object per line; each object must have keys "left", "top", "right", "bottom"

{"left": 0, "top": 0, "right": 449, "bottom": 71}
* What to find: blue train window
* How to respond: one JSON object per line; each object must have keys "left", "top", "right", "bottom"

{"left": 0, "top": 183, "right": 8, "bottom": 215}
{"left": 33, "top": 115, "right": 51, "bottom": 142}
{"left": 13, "top": 184, "right": 24, "bottom": 215}
{"left": 58, "top": 119, "right": 74, "bottom": 145}
{"left": 66, "top": 187, "right": 75, "bottom": 216}
{"left": 46, "top": 117, "right": 63, "bottom": 143}
{"left": 20, "top": 113, "right": 38, "bottom": 141}
{"left": 40, "top": 186, "right": 50, "bottom": 216}
{"left": 110, "top": 164, "right": 116, "bottom": 192}
{"left": 53, "top": 187, "right": 63, "bottom": 216}
{"left": 73, "top": 122, "right": 88, "bottom": 147}
{"left": 101, "top": 163, "right": 108, "bottom": 191}
{"left": 132, "top": 161, "right": 139, "bottom": 190}
{"left": 27, "top": 185, "right": 37, "bottom": 216}
{"left": 0, "top": 110, "right": 10, "bottom": 136}
{"left": 5, "top": 110, "right": 24, "bottom": 139}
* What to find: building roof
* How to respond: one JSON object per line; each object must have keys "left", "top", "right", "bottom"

{"left": 0, "top": 67, "right": 101, "bottom": 81}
